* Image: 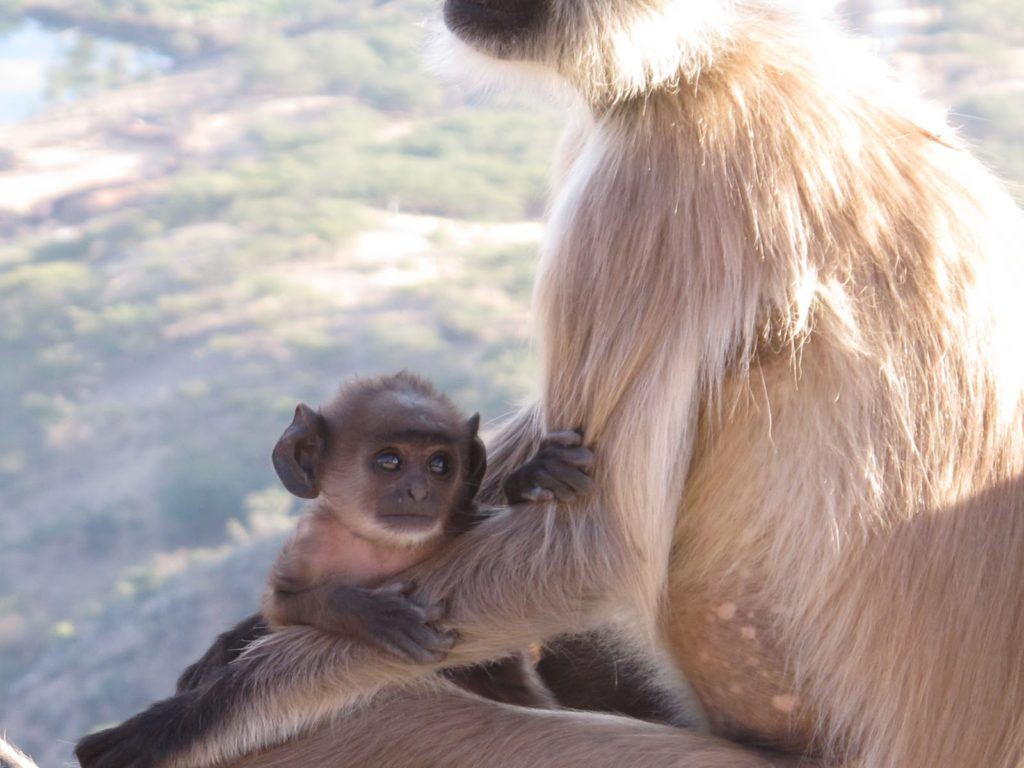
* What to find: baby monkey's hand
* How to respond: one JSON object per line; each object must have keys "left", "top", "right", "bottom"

{"left": 504, "top": 430, "right": 595, "bottom": 504}
{"left": 326, "top": 581, "right": 453, "bottom": 664}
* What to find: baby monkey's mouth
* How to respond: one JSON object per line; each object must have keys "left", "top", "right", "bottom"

{"left": 379, "top": 512, "right": 439, "bottom": 529}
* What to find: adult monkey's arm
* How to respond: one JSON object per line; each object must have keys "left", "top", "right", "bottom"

{"left": 229, "top": 683, "right": 811, "bottom": 768}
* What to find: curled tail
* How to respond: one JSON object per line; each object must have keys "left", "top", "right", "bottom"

{"left": 0, "top": 737, "right": 37, "bottom": 768}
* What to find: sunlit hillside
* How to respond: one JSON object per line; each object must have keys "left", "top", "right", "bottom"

{"left": 0, "top": 1, "right": 1019, "bottom": 764}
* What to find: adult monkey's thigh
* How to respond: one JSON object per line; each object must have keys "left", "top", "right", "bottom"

{"left": 230, "top": 683, "right": 794, "bottom": 768}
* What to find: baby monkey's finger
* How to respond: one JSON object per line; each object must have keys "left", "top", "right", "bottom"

{"left": 403, "top": 624, "right": 456, "bottom": 657}
{"left": 396, "top": 589, "right": 445, "bottom": 622}
{"left": 423, "top": 602, "right": 447, "bottom": 623}
{"left": 539, "top": 446, "right": 594, "bottom": 471}
{"left": 541, "top": 462, "right": 595, "bottom": 495}
{"left": 539, "top": 430, "right": 584, "bottom": 449}
{"left": 378, "top": 581, "right": 415, "bottom": 597}
{"left": 532, "top": 468, "right": 578, "bottom": 502}
{"left": 568, "top": 471, "right": 595, "bottom": 494}
{"left": 370, "top": 589, "right": 425, "bottom": 620}
{"left": 521, "top": 486, "right": 556, "bottom": 503}
{"left": 379, "top": 636, "right": 443, "bottom": 665}
{"left": 397, "top": 600, "right": 431, "bottom": 623}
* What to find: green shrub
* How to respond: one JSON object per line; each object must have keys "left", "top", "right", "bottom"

{"left": 156, "top": 441, "right": 265, "bottom": 546}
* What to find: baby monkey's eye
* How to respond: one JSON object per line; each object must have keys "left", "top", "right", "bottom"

{"left": 428, "top": 453, "right": 450, "bottom": 476}
{"left": 376, "top": 452, "right": 402, "bottom": 472}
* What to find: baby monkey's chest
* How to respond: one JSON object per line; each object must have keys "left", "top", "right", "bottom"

{"left": 300, "top": 517, "right": 445, "bottom": 587}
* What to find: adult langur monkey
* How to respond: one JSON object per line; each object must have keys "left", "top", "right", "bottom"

{"left": 79, "top": 1, "right": 1024, "bottom": 767}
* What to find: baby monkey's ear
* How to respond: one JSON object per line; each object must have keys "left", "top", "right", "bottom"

{"left": 463, "top": 413, "right": 487, "bottom": 505}
{"left": 272, "top": 404, "right": 326, "bottom": 499}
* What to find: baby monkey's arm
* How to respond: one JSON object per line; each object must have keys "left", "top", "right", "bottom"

{"left": 176, "top": 614, "right": 269, "bottom": 692}
{"left": 266, "top": 431, "right": 595, "bottom": 664}
{"left": 268, "top": 579, "right": 451, "bottom": 664}
{"left": 262, "top": 522, "right": 452, "bottom": 664}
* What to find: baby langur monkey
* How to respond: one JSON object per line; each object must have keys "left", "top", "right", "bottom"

{"left": 262, "top": 372, "right": 594, "bottom": 704}
{"left": 74, "top": 374, "right": 594, "bottom": 768}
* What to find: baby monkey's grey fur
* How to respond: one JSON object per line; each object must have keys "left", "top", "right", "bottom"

{"left": 75, "top": 373, "right": 597, "bottom": 768}
{"left": 178, "top": 372, "right": 594, "bottom": 702}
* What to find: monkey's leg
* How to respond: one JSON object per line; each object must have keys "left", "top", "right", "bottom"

{"left": 537, "top": 630, "right": 707, "bottom": 730}
{"left": 229, "top": 682, "right": 809, "bottom": 768}
{"left": 443, "top": 653, "right": 558, "bottom": 709}
{"left": 176, "top": 613, "right": 269, "bottom": 692}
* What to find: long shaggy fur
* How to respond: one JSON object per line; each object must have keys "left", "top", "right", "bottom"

{"left": 0, "top": 737, "right": 38, "bottom": 768}
{"left": 104, "top": 1, "right": 1024, "bottom": 766}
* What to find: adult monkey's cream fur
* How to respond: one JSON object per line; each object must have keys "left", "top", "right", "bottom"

{"left": 98, "top": 1, "right": 1024, "bottom": 767}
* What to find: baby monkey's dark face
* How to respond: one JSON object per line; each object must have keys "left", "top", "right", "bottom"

{"left": 272, "top": 373, "right": 487, "bottom": 548}
{"left": 357, "top": 433, "right": 465, "bottom": 539}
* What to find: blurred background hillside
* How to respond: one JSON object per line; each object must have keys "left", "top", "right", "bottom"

{"left": 0, "top": 1, "right": 1020, "bottom": 764}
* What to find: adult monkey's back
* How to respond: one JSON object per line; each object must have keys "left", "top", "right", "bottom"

{"left": 86, "top": 2, "right": 1024, "bottom": 767}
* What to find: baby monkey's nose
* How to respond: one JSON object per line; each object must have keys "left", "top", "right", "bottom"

{"left": 407, "top": 481, "right": 428, "bottom": 502}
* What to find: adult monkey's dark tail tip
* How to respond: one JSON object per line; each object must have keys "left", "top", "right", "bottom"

{"left": 0, "top": 736, "right": 38, "bottom": 768}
